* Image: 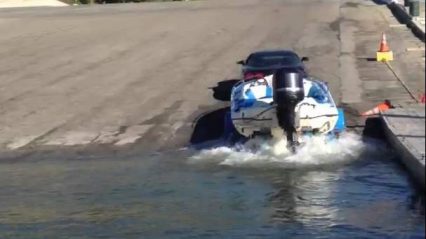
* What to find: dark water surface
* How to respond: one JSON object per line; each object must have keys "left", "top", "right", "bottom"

{"left": 0, "top": 141, "right": 424, "bottom": 239}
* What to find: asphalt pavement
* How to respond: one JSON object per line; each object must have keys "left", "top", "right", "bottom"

{"left": 0, "top": 0, "right": 424, "bottom": 155}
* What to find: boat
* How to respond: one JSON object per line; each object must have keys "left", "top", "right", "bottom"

{"left": 227, "top": 68, "right": 345, "bottom": 152}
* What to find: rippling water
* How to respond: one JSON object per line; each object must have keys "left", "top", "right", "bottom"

{"left": 0, "top": 135, "right": 424, "bottom": 238}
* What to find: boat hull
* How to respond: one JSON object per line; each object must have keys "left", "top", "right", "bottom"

{"left": 230, "top": 76, "right": 344, "bottom": 139}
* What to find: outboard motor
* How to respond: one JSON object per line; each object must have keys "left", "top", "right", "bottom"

{"left": 273, "top": 69, "right": 305, "bottom": 152}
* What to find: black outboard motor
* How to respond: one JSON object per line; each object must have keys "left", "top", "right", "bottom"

{"left": 273, "top": 69, "right": 305, "bottom": 152}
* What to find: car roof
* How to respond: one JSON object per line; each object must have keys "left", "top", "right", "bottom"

{"left": 244, "top": 50, "right": 304, "bottom": 70}
{"left": 248, "top": 50, "right": 299, "bottom": 57}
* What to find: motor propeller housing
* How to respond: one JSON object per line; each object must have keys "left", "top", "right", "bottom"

{"left": 272, "top": 69, "right": 305, "bottom": 151}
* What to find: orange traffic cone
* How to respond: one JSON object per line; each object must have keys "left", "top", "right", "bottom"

{"left": 420, "top": 93, "right": 425, "bottom": 104}
{"left": 361, "top": 100, "right": 393, "bottom": 116}
{"left": 378, "top": 32, "right": 390, "bottom": 52}
{"left": 376, "top": 32, "right": 393, "bottom": 62}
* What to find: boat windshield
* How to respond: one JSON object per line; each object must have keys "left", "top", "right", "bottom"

{"left": 307, "top": 81, "right": 331, "bottom": 103}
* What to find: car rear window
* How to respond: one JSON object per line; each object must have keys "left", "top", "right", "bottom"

{"left": 247, "top": 53, "right": 301, "bottom": 67}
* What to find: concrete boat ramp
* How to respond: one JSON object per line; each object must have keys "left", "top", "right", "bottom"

{"left": 0, "top": 0, "right": 68, "bottom": 8}
{"left": 381, "top": 105, "right": 425, "bottom": 190}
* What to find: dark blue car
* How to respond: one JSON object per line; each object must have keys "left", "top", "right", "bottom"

{"left": 237, "top": 50, "right": 309, "bottom": 80}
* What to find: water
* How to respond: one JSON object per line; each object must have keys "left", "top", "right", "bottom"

{"left": 0, "top": 133, "right": 424, "bottom": 239}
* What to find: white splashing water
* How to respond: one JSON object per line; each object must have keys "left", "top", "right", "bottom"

{"left": 189, "top": 132, "right": 365, "bottom": 169}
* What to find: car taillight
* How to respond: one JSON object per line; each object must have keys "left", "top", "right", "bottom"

{"left": 244, "top": 72, "right": 264, "bottom": 80}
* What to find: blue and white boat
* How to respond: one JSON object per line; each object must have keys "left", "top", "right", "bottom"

{"left": 228, "top": 68, "right": 345, "bottom": 152}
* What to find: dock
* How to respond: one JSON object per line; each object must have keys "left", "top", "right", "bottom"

{"left": 381, "top": 105, "right": 425, "bottom": 190}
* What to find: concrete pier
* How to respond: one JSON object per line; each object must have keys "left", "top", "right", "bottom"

{"left": 381, "top": 105, "right": 425, "bottom": 190}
